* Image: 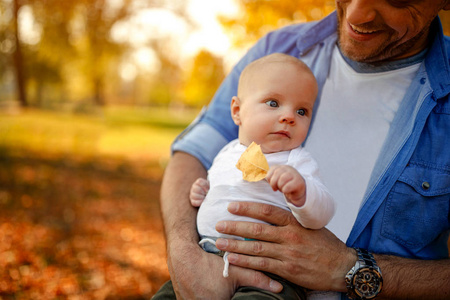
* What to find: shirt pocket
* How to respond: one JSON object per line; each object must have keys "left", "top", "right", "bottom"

{"left": 381, "top": 163, "right": 450, "bottom": 249}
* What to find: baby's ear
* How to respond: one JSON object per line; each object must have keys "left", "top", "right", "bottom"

{"left": 231, "top": 96, "right": 242, "bottom": 125}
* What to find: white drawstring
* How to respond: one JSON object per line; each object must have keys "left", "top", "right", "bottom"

{"left": 199, "top": 238, "right": 230, "bottom": 277}
{"left": 222, "top": 252, "right": 230, "bottom": 277}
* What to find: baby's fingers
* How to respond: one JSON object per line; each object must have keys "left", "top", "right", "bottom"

{"left": 190, "top": 178, "right": 210, "bottom": 207}
{"left": 196, "top": 178, "right": 210, "bottom": 191}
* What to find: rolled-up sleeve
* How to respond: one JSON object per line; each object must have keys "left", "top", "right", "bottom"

{"left": 172, "top": 121, "right": 229, "bottom": 170}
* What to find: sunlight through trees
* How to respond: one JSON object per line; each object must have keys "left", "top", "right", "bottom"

{"left": 1, "top": 0, "right": 450, "bottom": 109}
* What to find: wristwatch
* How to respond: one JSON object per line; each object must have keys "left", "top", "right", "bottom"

{"left": 345, "top": 248, "right": 383, "bottom": 300}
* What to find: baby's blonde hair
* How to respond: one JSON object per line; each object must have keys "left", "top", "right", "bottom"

{"left": 237, "top": 53, "right": 315, "bottom": 97}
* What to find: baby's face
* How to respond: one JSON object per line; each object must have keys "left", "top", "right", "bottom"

{"left": 233, "top": 61, "right": 317, "bottom": 153}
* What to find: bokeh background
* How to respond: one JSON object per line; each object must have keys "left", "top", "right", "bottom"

{"left": 1, "top": 0, "right": 450, "bottom": 298}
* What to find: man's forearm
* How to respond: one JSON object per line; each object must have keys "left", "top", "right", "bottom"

{"left": 376, "top": 254, "right": 450, "bottom": 299}
{"left": 159, "top": 151, "right": 207, "bottom": 245}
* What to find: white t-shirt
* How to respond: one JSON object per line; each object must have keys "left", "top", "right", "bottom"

{"left": 304, "top": 46, "right": 421, "bottom": 300}
{"left": 196, "top": 139, "right": 335, "bottom": 240}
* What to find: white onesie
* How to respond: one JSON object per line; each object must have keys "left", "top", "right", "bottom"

{"left": 196, "top": 139, "right": 335, "bottom": 240}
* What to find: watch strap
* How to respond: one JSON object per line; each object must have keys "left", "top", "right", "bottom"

{"left": 357, "top": 248, "right": 375, "bottom": 267}
{"left": 345, "top": 248, "right": 383, "bottom": 300}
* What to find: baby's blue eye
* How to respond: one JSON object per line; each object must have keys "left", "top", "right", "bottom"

{"left": 265, "top": 100, "right": 278, "bottom": 107}
{"left": 297, "top": 109, "right": 306, "bottom": 116}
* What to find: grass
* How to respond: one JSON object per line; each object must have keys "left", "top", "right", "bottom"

{"left": 0, "top": 106, "right": 198, "bottom": 163}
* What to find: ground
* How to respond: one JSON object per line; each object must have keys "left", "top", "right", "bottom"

{"left": 0, "top": 148, "right": 170, "bottom": 299}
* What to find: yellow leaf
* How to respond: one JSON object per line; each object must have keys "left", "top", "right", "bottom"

{"left": 236, "top": 142, "right": 269, "bottom": 182}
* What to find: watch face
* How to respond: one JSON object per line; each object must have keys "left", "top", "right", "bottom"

{"left": 353, "top": 267, "right": 383, "bottom": 299}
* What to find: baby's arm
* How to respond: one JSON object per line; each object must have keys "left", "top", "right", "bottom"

{"left": 189, "top": 177, "right": 210, "bottom": 207}
{"left": 266, "top": 165, "right": 335, "bottom": 229}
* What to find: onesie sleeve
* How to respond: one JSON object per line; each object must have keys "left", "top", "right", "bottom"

{"left": 286, "top": 148, "right": 335, "bottom": 229}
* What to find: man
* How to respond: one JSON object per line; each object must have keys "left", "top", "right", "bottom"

{"left": 158, "top": 0, "right": 450, "bottom": 299}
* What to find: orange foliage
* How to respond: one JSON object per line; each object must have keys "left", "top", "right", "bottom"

{"left": 0, "top": 150, "right": 169, "bottom": 299}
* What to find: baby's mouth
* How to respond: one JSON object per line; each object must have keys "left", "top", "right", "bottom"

{"left": 274, "top": 131, "right": 290, "bottom": 138}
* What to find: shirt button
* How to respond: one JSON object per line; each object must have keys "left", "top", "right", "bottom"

{"left": 422, "top": 181, "right": 430, "bottom": 190}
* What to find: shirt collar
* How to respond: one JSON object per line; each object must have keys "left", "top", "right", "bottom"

{"left": 339, "top": 47, "right": 427, "bottom": 73}
{"left": 296, "top": 11, "right": 338, "bottom": 56}
{"left": 424, "top": 16, "right": 450, "bottom": 99}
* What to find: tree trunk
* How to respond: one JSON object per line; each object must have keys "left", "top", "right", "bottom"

{"left": 13, "top": 0, "right": 27, "bottom": 107}
{"left": 93, "top": 77, "right": 105, "bottom": 106}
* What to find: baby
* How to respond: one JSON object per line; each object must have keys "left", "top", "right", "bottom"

{"left": 191, "top": 53, "right": 335, "bottom": 298}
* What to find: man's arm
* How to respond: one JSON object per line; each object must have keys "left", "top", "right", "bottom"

{"left": 215, "top": 202, "right": 450, "bottom": 299}
{"left": 159, "top": 152, "right": 283, "bottom": 299}
{"left": 160, "top": 151, "right": 224, "bottom": 299}
{"left": 160, "top": 152, "right": 206, "bottom": 247}
{"left": 376, "top": 254, "right": 450, "bottom": 299}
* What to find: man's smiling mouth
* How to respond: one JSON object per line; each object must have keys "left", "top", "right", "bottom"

{"left": 350, "top": 24, "right": 378, "bottom": 34}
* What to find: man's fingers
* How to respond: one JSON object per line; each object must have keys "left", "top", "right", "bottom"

{"left": 216, "top": 220, "right": 286, "bottom": 243}
{"left": 215, "top": 238, "right": 291, "bottom": 276}
{"left": 216, "top": 238, "right": 283, "bottom": 259}
{"left": 231, "top": 266, "right": 283, "bottom": 293}
{"left": 228, "top": 252, "right": 281, "bottom": 273}
{"left": 227, "top": 202, "right": 294, "bottom": 226}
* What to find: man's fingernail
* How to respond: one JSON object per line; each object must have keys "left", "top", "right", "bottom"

{"left": 228, "top": 202, "right": 239, "bottom": 213}
{"left": 215, "top": 238, "right": 228, "bottom": 248}
{"left": 227, "top": 253, "right": 237, "bottom": 263}
{"left": 216, "top": 221, "right": 225, "bottom": 232}
{"left": 269, "top": 280, "right": 283, "bottom": 292}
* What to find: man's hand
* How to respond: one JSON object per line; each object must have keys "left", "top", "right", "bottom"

{"left": 167, "top": 238, "right": 284, "bottom": 299}
{"left": 215, "top": 201, "right": 355, "bottom": 292}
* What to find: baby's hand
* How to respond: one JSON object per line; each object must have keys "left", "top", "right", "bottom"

{"left": 190, "top": 178, "right": 210, "bottom": 207}
{"left": 266, "top": 165, "right": 306, "bottom": 207}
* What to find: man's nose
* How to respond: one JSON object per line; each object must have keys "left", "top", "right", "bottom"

{"left": 345, "top": 0, "right": 377, "bottom": 25}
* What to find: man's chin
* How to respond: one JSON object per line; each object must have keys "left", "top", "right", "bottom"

{"left": 338, "top": 41, "right": 388, "bottom": 64}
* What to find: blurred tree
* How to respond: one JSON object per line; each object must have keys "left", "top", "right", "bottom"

{"left": 181, "top": 50, "right": 225, "bottom": 108}
{"left": 3, "top": 0, "right": 192, "bottom": 107}
{"left": 12, "top": 0, "right": 27, "bottom": 106}
{"left": 220, "top": 0, "right": 335, "bottom": 49}
{"left": 27, "top": 0, "right": 134, "bottom": 106}
{"left": 26, "top": 58, "right": 63, "bottom": 106}
{"left": 25, "top": 0, "right": 76, "bottom": 105}
{"left": 0, "top": 1, "right": 17, "bottom": 101}
{"left": 78, "top": 0, "right": 146, "bottom": 106}
{"left": 440, "top": 10, "right": 450, "bottom": 36}
{"left": 146, "top": 39, "right": 183, "bottom": 106}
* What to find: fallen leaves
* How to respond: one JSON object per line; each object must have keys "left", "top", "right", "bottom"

{"left": 0, "top": 150, "right": 169, "bottom": 299}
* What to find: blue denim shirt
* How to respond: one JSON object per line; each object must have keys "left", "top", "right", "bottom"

{"left": 172, "top": 12, "right": 450, "bottom": 261}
